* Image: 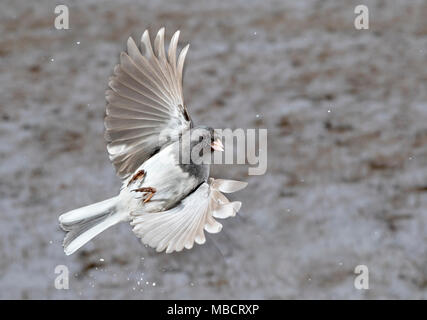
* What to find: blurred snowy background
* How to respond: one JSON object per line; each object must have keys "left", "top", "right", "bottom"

{"left": 0, "top": 0, "right": 426, "bottom": 299}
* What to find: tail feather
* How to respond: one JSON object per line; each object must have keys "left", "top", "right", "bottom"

{"left": 59, "top": 196, "right": 123, "bottom": 255}
{"left": 59, "top": 196, "right": 119, "bottom": 224}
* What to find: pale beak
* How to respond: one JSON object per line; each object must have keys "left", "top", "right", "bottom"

{"left": 211, "top": 138, "right": 224, "bottom": 152}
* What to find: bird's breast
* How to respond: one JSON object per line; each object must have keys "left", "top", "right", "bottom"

{"left": 121, "top": 144, "right": 204, "bottom": 213}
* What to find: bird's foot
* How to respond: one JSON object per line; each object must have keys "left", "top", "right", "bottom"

{"left": 127, "top": 170, "right": 145, "bottom": 187}
{"left": 132, "top": 187, "right": 156, "bottom": 203}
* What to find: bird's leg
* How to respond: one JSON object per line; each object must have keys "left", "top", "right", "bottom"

{"left": 127, "top": 170, "right": 145, "bottom": 187}
{"left": 132, "top": 187, "right": 156, "bottom": 203}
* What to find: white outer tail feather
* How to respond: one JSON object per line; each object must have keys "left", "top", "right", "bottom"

{"left": 59, "top": 196, "right": 124, "bottom": 255}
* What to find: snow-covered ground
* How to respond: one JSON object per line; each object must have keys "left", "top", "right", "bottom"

{"left": 0, "top": 0, "right": 426, "bottom": 299}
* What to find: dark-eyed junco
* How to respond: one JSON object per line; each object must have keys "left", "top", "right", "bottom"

{"left": 59, "top": 28, "right": 247, "bottom": 255}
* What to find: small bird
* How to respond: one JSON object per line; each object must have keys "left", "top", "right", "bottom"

{"left": 59, "top": 28, "right": 247, "bottom": 255}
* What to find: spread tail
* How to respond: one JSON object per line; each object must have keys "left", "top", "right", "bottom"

{"left": 59, "top": 196, "right": 123, "bottom": 255}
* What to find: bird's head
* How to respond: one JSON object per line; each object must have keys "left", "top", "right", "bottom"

{"left": 190, "top": 126, "right": 224, "bottom": 153}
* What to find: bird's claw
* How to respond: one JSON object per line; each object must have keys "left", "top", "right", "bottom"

{"left": 132, "top": 186, "right": 156, "bottom": 203}
{"left": 127, "top": 170, "right": 146, "bottom": 187}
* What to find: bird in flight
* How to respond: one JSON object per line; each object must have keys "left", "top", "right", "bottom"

{"left": 59, "top": 28, "right": 247, "bottom": 255}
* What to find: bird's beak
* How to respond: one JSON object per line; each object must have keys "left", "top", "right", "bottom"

{"left": 211, "top": 138, "right": 224, "bottom": 152}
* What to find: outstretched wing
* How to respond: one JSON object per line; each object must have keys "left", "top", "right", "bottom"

{"left": 105, "top": 28, "right": 192, "bottom": 180}
{"left": 130, "top": 178, "right": 248, "bottom": 253}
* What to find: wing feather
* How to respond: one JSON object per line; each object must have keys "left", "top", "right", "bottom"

{"left": 106, "top": 90, "right": 171, "bottom": 118}
{"left": 105, "top": 28, "right": 192, "bottom": 180}
{"left": 106, "top": 106, "right": 168, "bottom": 120}
{"left": 129, "top": 178, "right": 247, "bottom": 253}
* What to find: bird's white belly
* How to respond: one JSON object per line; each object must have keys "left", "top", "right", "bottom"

{"left": 119, "top": 144, "right": 199, "bottom": 214}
